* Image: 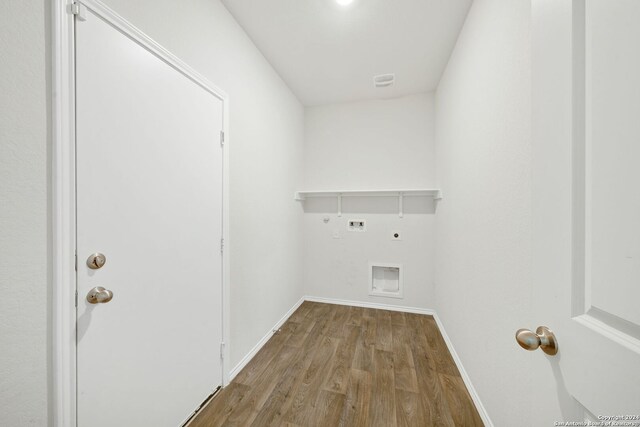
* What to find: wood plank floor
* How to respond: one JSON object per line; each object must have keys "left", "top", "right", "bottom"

{"left": 189, "top": 302, "right": 483, "bottom": 427}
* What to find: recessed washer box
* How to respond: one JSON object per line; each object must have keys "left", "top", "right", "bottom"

{"left": 369, "top": 262, "right": 403, "bottom": 298}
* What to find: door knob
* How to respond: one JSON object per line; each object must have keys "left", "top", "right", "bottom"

{"left": 515, "top": 326, "right": 558, "bottom": 355}
{"left": 86, "top": 286, "right": 113, "bottom": 304}
{"left": 87, "top": 253, "right": 106, "bottom": 269}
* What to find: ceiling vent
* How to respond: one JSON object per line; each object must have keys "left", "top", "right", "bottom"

{"left": 373, "top": 73, "right": 395, "bottom": 88}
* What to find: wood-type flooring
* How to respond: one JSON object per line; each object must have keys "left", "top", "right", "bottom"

{"left": 189, "top": 301, "right": 483, "bottom": 427}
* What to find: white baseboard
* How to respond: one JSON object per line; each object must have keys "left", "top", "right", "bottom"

{"left": 304, "top": 295, "right": 436, "bottom": 316}
{"left": 433, "top": 313, "right": 494, "bottom": 427}
{"left": 227, "top": 295, "right": 492, "bottom": 426}
{"left": 227, "top": 296, "right": 305, "bottom": 381}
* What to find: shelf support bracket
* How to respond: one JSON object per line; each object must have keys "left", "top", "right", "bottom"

{"left": 398, "top": 192, "right": 404, "bottom": 218}
{"left": 337, "top": 193, "right": 342, "bottom": 217}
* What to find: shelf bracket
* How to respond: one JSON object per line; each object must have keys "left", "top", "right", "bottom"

{"left": 337, "top": 193, "right": 342, "bottom": 217}
{"left": 398, "top": 192, "right": 404, "bottom": 218}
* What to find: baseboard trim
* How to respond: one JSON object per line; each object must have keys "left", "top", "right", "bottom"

{"left": 228, "top": 296, "right": 305, "bottom": 381}
{"left": 433, "top": 313, "right": 494, "bottom": 427}
{"left": 227, "top": 295, "right": 492, "bottom": 426}
{"left": 303, "top": 295, "right": 436, "bottom": 316}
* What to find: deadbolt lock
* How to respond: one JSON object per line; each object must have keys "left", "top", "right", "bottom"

{"left": 87, "top": 253, "right": 106, "bottom": 269}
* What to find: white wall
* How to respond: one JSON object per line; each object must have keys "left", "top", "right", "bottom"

{"left": 0, "top": 1, "right": 49, "bottom": 426}
{"left": 303, "top": 94, "right": 436, "bottom": 308}
{"left": 304, "top": 93, "right": 436, "bottom": 189}
{"left": 1, "top": 1, "right": 305, "bottom": 424}
{"left": 434, "top": 0, "right": 533, "bottom": 425}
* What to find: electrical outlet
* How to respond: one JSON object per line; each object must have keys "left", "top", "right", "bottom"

{"left": 391, "top": 230, "right": 402, "bottom": 241}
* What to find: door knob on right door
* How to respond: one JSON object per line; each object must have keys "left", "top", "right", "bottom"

{"left": 515, "top": 326, "right": 558, "bottom": 355}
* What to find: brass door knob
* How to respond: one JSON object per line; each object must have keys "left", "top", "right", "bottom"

{"left": 86, "top": 286, "right": 114, "bottom": 304}
{"left": 515, "top": 326, "right": 558, "bottom": 355}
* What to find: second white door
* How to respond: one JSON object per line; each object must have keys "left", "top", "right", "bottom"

{"left": 532, "top": 0, "right": 640, "bottom": 421}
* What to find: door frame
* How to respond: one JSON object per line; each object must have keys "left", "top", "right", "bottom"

{"left": 51, "top": 1, "right": 231, "bottom": 426}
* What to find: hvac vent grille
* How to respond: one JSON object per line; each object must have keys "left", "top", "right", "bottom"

{"left": 373, "top": 73, "right": 395, "bottom": 88}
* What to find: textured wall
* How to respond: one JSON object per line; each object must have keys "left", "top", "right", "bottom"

{"left": 434, "top": 0, "right": 533, "bottom": 424}
{"left": 0, "top": 1, "right": 50, "bottom": 425}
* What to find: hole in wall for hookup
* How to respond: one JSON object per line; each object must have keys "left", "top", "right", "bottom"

{"left": 369, "top": 263, "right": 403, "bottom": 299}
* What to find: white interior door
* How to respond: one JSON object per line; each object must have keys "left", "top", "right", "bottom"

{"left": 75, "top": 6, "right": 224, "bottom": 427}
{"left": 532, "top": 0, "right": 640, "bottom": 421}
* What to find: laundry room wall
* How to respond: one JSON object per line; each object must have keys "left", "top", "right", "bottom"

{"left": 302, "top": 93, "right": 437, "bottom": 309}
{"left": 0, "top": 1, "right": 49, "bottom": 426}
{"left": 434, "top": 0, "right": 533, "bottom": 424}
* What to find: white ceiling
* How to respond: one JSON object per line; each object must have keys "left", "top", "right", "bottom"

{"left": 221, "top": 0, "right": 473, "bottom": 106}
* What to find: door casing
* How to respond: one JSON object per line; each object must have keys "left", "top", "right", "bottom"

{"left": 51, "top": 1, "right": 231, "bottom": 426}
